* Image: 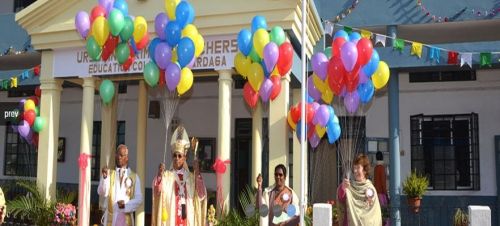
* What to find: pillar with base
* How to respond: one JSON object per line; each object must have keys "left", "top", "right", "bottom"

{"left": 291, "top": 89, "right": 306, "bottom": 194}
{"left": 135, "top": 81, "right": 148, "bottom": 226}
{"left": 251, "top": 101, "right": 263, "bottom": 188}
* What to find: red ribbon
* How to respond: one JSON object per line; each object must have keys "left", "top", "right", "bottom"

{"left": 212, "top": 158, "right": 230, "bottom": 214}
{"left": 77, "top": 153, "right": 92, "bottom": 226}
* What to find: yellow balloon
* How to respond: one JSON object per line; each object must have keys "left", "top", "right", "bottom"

{"left": 133, "top": 16, "right": 148, "bottom": 42}
{"left": 177, "top": 68, "right": 194, "bottom": 95}
{"left": 182, "top": 24, "right": 198, "bottom": 40}
{"left": 24, "top": 99, "right": 35, "bottom": 112}
{"left": 312, "top": 73, "right": 328, "bottom": 93}
{"left": 248, "top": 62, "right": 264, "bottom": 91}
{"left": 315, "top": 124, "right": 327, "bottom": 138}
{"left": 288, "top": 113, "right": 296, "bottom": 130}
{"left": 92, "top": 16, "right": 109, "bottom": 46}
{"left": 171, "top": 48, "right": 178, "bottom": 62}
{"left": 271, "top": 67, "right": 280, "bottom": 76}
{"left": 253, "top": 28, "right": 270, "bottom": 59}
{"left": 162, "top": 207, "right": 169, "bottom": 221}
{"left": 321, "top": 87, "right": 334, "bottom": 104}
{"left": 372, "top": 61, "right": 390, "bottom": 89}
{"left": 165, "top": 0, "right": 180, "bottom": 20}
{"left": 194, "top": 34, "right": 205, "bottom": 57}
{"left": 234, "top": 52, "right": 251, "bottom": 78}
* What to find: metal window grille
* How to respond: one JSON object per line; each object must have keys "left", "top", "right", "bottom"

{"left": 3, "top": 122, "right": 37, "bottom": 177}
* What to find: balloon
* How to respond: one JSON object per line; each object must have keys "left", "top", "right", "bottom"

{"left": 305, "top": 103, "right": 315, "bottom": 124}
{"left": 86, "top": 36, "right": 102, "bottom": 61}
{"left": 177, "top": 67, "right": 193, "bottom": 95}
{"left": 143, "top": 62, "right": 160, "bottom": 87}
{"left": 102, "top": 34, "right": 119, "bottom": 61}
{"left": 345, "top": 67, "right": 360, "bottom": 92}
{"left": 341, "top": 41, "right": 358, "bottom": 72}
{"left": 155, "top": 13, "right": 169, "bottom": 40}
{"left": 92, "top": 16, "right": 109, "bottom": 46}
{"left": 295, "top": 120, "right": 308, "bottom": 141}
{"left": 312, "top": 74, "right": 328, "bottom": 93}
{"left": 249, "top": 47, "right": 261, "bottom": 63}
{"left": 177, "top": 37, "right": 195, "bottom": 68}
{"left": 344, "top": 91, "right": 360, "bottom": 113}
{"left": 313, "top": 105, "right": 330, "bottom": 127}
{"left": 175, "top": 1, "right": 194, "bottom": 28}
{"left": 359, "top": 70, "right": 369, "bottom": 84}
{"left": 118, "top": 17, "right": 134, "bottom": 41}
{"left": 154, "top": 42, "right": 172, "bottom": 70}
{"left": 133, "top": 16, "right": 148, "bottom": 42}
{"left": 259, "top": 78, "right": 273, "bottom": 102}
{"left": 165, "top": 63, "right": 181, "bottom": 91}
{"left": 237, "top": 29, "right": 252, "bottom": 56}
{"left": 253, "top": 28, "right": 270, "bottom": 59}
{"left": 270, "top": 26, "right": 285, "bottom": 45}
{"left": 28, "top": 96, "right": 39, "bottom": 106}
{"left": 332, "top": 37, "right": 346, "bottom": 59}
{"left": 18, "top": 120, "right": 31, "bottom": 138}
{"left": 315, "top": 124, "right": 326, "bottom": 138}
{"left": 362, "top": 50, "right": 380, "bottom": 77}
{"left": 35, "top": 86, "right": 41, "bottom": 97}
{"left": 349, "top": 32, "right": 361, "bottom": 43}
{"left": 326, "top": 120, "right": 341, "bottom": 144}
{"left": 181, "top": 24, "right": 198, "bottom": 41}
{"left": 165, "top": 0, "right": 180, "bottom": 20}
{"left": 333, "top": 30, "right": 349, "bottom": 41}
{"left": 243, "top": 82, "right": 259, "bottom": 109}
{"left": 23, "top": 110, "right": 36, "bottom": 126}
{"left": 90, "top": 5, "right": 106, "bottom": 25}
{"left": 358, "top": 80, "right": 375, "bottom": 103}
{"left": 135, "top": 32, "right": 149, "bottom": 50}
{"left": 98, "top": 0, "right": 114, "bottom": 14}
{"left": 34, "top": 106, "right": 39, "bottom": 116}
{"left": 33, "top": 117, "right": 44, "bottom": 132}
{"left": 356, "top": 38, "right": 373, "bottom": 66}
{"left": 75, "top": 11, "right": 90, "bottom": 39}
{"left": 321, "top": 87, "right": 334, "bottom": 104}
{"left": 311, "top": 52, "right": 328, "bottom": 80}
{"left": 263, "top": 42, "right": 279, "bottom": 73}
{"left": 123, "top": 47, "right": 134, "bottom": 70}
{"left": 290, "top": 105, "right": 300, "bottom": 123}
{"left": 99, "top": 79, "right": 115, "bottom": 104}
{"left": 277, "top": 42, "right": 293, "bottom": 75}
{"left": 113, "top": 0, "right": 129, "bottom": 16}
{"left": 307, "top": 76, "right": 321, "bottom": 101}
{"left": 309, "top": 133, "right": 320, "bottom": 148}
{"left": 372, "top": 61, "right": 390, "bottom": 89}
{"left": 324, "top": 47, "right": 332, "bottom": 59}
{"left": 165, "top": 20, "right": 182, "bottom": 47}
{"left": 287, "top": 113, "right": 296, "bottom": 130}
{"left": 234, "top": 52, "right": 251, "bottom": 78}
{"left": 247, "top": 62, "right": 264, "bottom": 91}
{"left": 327, "top": 58, "right": 346, "bottom": 95}
{"left": 108, "top": 9, "right": 125, "bottom": 36}
{"left": 19, "top": 99, "right": 26, "bottom": 111}
{"left": 270, "top": 76, "right": 281, "bottom": 100}
{"left": 115, "top": 43, "right": 130, "bottom": 64}
{"left": 171, "top": 48, "right": 178, "bottom": 62}
{"left": 251, "top": 15, "right": 267, "bottom": 33}
{"left": 194, "top": 34, "right": 204, "bottom": 57}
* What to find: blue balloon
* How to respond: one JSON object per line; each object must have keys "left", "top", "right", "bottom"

{"left": 261, "top": 61, "right": 270, "bottom": 78}
{"left": 295, "top": 120, "right": 308, "bottom": 141}
{"left": 148, "top": 38, "right": 162, "bottom": 64}
{"left": 130, "top": 38, "right": 139, "bottom": 55}
{"left": 251, "top": 16, "right": 267, "bottom": 33}
{"left": 238, "top": 29, "right": 253, "bottom": 56}
{"left": 307, "top": 95, "right": 314, "bottom": 103}
{"left": 175, "top": 1, "right": 194, "bottom": 28}
{"left": 113, "top": 0, "right": 129, "bottom": 16}
{"left": 165, "top": 21, "right": 182, "bottom": 47}
{"left": 327, "top": 105, "right": 335, "bottom": 120}
{"left": 362, "top": 50, "right": 380, "bottom": 77}
{"left": 287, "top": 205, "right": 296, "bottom": 217}
{"left": 358, "top": 80, "right": 375, "bottom": 104}
{"left": 326, "top": 120, "right": 341, "bottom": 144}
{"left": 177, "top": 38, "right": 195, "bottom": 68}
{"left": 349, "top": 32, "right": 361, "bottom": 43}
{"left": 333, "top": 30, "right": 349, "bottom": 41}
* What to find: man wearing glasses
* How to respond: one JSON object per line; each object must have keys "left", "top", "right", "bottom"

{"left": 152, "top": 126, "right": 207, "bottom": 226}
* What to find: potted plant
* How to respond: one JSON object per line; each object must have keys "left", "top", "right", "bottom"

{"left": 453, "top": 208, "right": 469, "bottom": 226}
{"left": 402, "top": 170, "right": 429, "bottom": 213}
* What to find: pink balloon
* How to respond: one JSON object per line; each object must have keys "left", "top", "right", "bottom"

{"left": 263, "top": 42, "right": 279, "bottom": 74}
{"left": 344, "top": 91, "right": 360, "bottom": 114}
{"left": 165, "top": 63, "right": 180, "bottom": 91}
{"left": 259, "top": 78, "right": 273, "bottom": 102}
{"left": 18, "top": 120, "right": 31, "bottom": 138}
{"left": 341, "top": 41, "right": 358, "bottom": 72}
{"left": 311, "top": 52, "right": 328, "bottom": 80}
{"left": 313, "top": 105, "right": 331, "bottom": 127}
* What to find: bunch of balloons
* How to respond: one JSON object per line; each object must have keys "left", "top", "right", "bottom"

{"left": 143, "top": 0, "right": 204, "bottom": 96}
{"left": 308, "top": 30, "right": 390, "bottom": 113}
{"left": 12, "top": 87, "right": 44, "bottom": 148}
{"left": 234, "top": 16, "right": 294, "bottom": 108}
{"left": 287, "top": 101, "right": 341, "bottom": 148}
{"left": 75, "top": 0, "right": 149, "bottom": 71}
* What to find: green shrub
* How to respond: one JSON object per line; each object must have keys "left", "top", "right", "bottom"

{"left": 402, "top": 170, "right": 429, "bottom": 198}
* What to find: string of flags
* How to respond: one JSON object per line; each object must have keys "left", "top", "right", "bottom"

{"left": 329, "top": 0, "right": 361, "bottom": 23}
{"left": 417, "top": 0, "right": 500, "bottom": 23}
{"left": 0, "top": 65, "right": 40, "bottom": 90}
{"left": 324, "top": 22, "right": 499, "bottom": 68}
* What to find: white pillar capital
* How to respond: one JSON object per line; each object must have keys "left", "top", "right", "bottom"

{"left": 217, "top": 69, "right": 234, "bottom": 81}
{"left": 39, "top": 78, "right": 63, "bottom": 91}
{"left": 81, "top": 77, "right": 96, "bottom": 88}
{"left": 281, "top": 73, "right": 291, "bottom": 83}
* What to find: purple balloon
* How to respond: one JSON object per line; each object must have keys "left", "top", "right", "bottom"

{"left": 313, "top": 105, "right": 331, "bottom": 127}
{"left": 186, "top": 56, "right": 196, "bottom": 68}
{"left": 359, "top": 70, "right": 369, "bottom": 84}
{"left": 259, "top": 78, "right": 273, "bottom": 102}
{"left": 155, "top": 13, "right": 169, "bottom": 40}
{"left": 311, "top": 102, "right": 320, "bottom": 112}
{"left": 165, "top": 63, "right": 181, "bottom": 91}
{"left": 309, "top": 133, "right": 320, "bottom": 148}
{"left": 344, "top": 91, "right": 360, "bottom": 114}
{"left": 19, "top": 99, "right": 26, "bottom": 110}
{"left": 341, "top": 41, "right": 358, "bottom": 72}
{"left": 307, "top": 76, "right": 321, "bottom": 101}
{"left": 99, "top": 0, "right": 114, "bottom": 14}
{"left": 263, "top": 42, "right": 279, "bottom": 74}
{"left": 18, "top": 120, "right": 31, "bottom": 138}
{"left": 154, "top": 42, "right": 172, "bottom": 70}
{"left": 311, "top": 52, "right": 328, "bottom": 80}
{"left": 75, "top": 11, "right": 90, "bottom": 39}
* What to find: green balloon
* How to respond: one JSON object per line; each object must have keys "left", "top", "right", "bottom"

{"left": 34, "top": 106, "right": 40, "bottom": 116}
{"left": 324, "top": 47, "right": 332, "bottom": 59}
{"left": 33, "top": 116, "right": 44, "bottom": 133}
{"left": 99, "top": 79, "right": 115, "bottom": 104}
{"left": 115, "top": 43, "right": 130, "bottom": 64}
{"left": 86, "top": 36, "right": 101, "bottom": 61}
{"left": 119, "top": 17, "right": 134, "bottom": 41}
{"left": 270, "top": 26, "right": 286, "bottom": 45}
{"left": 249, "top": 47, "right": 261, "bottom": 63}
{"left": 109, "top": 9, "right": 125, "bottom": 36}
{"left": 143, "top": 62, "right": 160, "bottom": 87}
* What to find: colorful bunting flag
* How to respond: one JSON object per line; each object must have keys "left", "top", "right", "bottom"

{"left": 411, "top": 42, "right": 423, "bottom": 58}
{"left": 0, "top": 65, "right": 40, "bottom": 91}
{"left": 1, "top": 80, "right": 9, "bottom": 90}
{"left": 325, "top": 22, "right": 334, "bottom": 36}
{"left": 343, "top": 26, "right": 353, "bottom": 34}
{"left": 480, "top": 52, "right": 492, "bottom": 67}
{"left": 429, "top": 47, "right": 440, "bottom": 63}
{"left": 448, "top": 51, "right": 458, "bottom": 64}
{"left": 10, "top": 77, "right": 17, "bottom": 88}
{"left": 375, "top": 34, "right": 386, "bottom": 47}
{"left": 360, "top": 29, "right": 372, "bottom": 39}
{"left": 460, "top": 53, "right": 472, "bottom": 68}
{"left": 394, "top": 39, "right": 405, "bottom": 52}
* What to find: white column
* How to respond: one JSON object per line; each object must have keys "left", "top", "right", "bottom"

{"left": 37, "top": 50, "right": 62, "bottom": 201}
{"left": 100, "top": 82, "right": 118, "bottom": 172}
{"left": 135, "top": 81, "right": 148, "bottom": 226}
{"left": 291, "top": 89, "right": 306, "bottom": 194}
{"left": 268, "top": 73, "right": 290, "bottom": 185}
{"left": 78, "top": 77, "right": 95, "bottom": 226}
{"left": 217, "top": 69, "right": 232, "bottom": 214}
{"left": 251, "top": 101, "right": 262, "bottom": 188}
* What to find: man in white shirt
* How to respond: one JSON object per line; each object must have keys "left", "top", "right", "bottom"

{"left": 98, "top": 144, "right": 143, "bottom": 226}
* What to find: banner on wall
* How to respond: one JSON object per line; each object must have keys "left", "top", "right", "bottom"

{"left": 53, "top": 34, "right": 237, "bottom": 77}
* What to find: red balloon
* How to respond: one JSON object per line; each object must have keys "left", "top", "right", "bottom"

{"left": 158, "top": 69, "right": 166, "bottom": 86}
{"left": 243, "top": 82, "right": 259, "bottom": 109}
{"left": 356, "top": 38, "right": 373, "bottom": 66}
{"left": 135, "top": 32, "right": 150, "bottom": 50}
{"left": 270, "top": 76, "right": 281, "bottom": 100}
{"left": 23, "top": 110, "right": 36, "bottom": 126}
{"left": 277, "top": 42, "right": 293, "bottom": 76}
{"left": 345, "top": 72, "right": 360, "bottom": 92}
{"left": 305, "top": 103, "right": 315, "bottom": 124}
{"left": 34, "top": 86, "right": 41, "bottom": 97}
{"left": 102, "top": 35, "right": 119, "bottom": 61}
{"left": 332, "top": 37, "right": 346, "bottom": 59}
{"left": 90, "top": 5, "right": 106, "bottom": 25}
{"left": 122, "top": 45, "right": 135, "bottom": 71}
{"left": 33, "top": 65, "right": 40, "bottom": 76}
{"left": 290, "top": 105, "right": 300, "bottom": 123}
{"left": 327, "top": 58, "right": 346, "bottom": 95}
{"left": 31, "top": 132, "right": 39, "bottom": 147}
{"left": 307, "top": 122, "right": 315, "bottom": 138}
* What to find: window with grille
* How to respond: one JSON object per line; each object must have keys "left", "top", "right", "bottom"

{"left": 410, "top": 113, "right": 479, "bottom": 190}
{"left": 4, "top": 122, "right": 37, "bottom": 177}
{"left": 409, "top": 70, "right": 476, "bottom": 83}
{"left": 91, "top": 121, "right": 126, "bottom": 181}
